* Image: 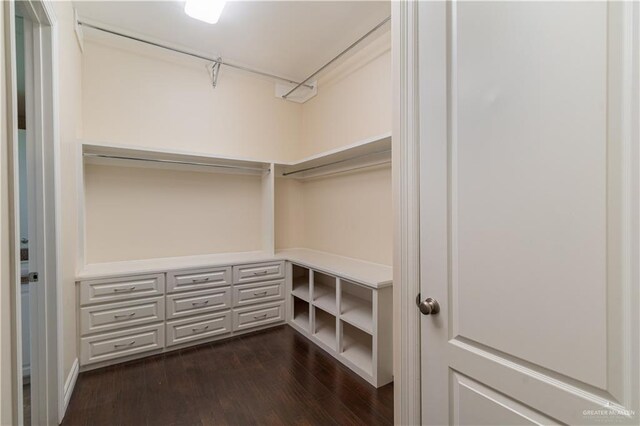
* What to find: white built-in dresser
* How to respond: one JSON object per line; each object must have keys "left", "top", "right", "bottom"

{"left": 76, "top": 248, "right": 393, "bottom": 387}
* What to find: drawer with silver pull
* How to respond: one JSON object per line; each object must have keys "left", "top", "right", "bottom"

{"left": 233, "top": 301, "right": 285, "bottom": 332}
{"left": 80, "top": 296, "right": 165, "bottom": 335}
{"left": 233, "top": 279, "right": 284, "bottom": 307}
{"left": 80, "top": 323, "right": 164, "bottom": 366}
{"left": 80, "top": 274, "right": 165, "bottom": 306}
{"left": 232, "top": 261, "right": 284, "bottom": 284}
{"left": 165, "top": 310, "right": 231, "bottom": 347}
{"left": 165, "top": 287, "right": 231, "bottom": 319}
{"left": 167, "top": 267, "right": 231, "bottom": 293}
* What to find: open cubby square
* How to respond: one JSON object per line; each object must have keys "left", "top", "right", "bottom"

{"left": 313, "top": 271, "right": 337, "bottom": 314}
{"left": 313, "top": 307, "right": 337, "bottom": 350}
{"left": 292, "top": 296, "right": 310, "bottom": 332}
{"left": 291, "top": 264, "right": 310, "bottom": 301}
{"left": 340, "top": 279, "right": 373, "bottom": 334}
{"left": 340, "top": 320, "right": 373, "bottom": 375}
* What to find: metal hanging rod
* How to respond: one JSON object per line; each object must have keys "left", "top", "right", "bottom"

{"left": 84, "top": 153, "right": 269, "bottom": 173}
{"left": 282, "top": 149, "right": 391, "bottom": 177}
{"left": 312, "top": 159, "right": 392, "bottom": 179}
{"left": 282, "top": 15, "right": 391, "bottom": 99}
{"left": 77, "top": 21, "right": 314, "bottom": 90}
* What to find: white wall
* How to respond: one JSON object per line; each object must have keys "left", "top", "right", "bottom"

{"left": 274, "top": 177, "right": 305, "bottom": 250}
{"left": 276, "top": 166, "right": 393, "bottom": 265}
{"left": 79, "top": 31, "right": 307, "bottom": 264}
{"left": 299, "top": 32, "right": 391, "bottom": 158}
{"left": 82, "top": 34, "right": 302, "bottom": 162}
{"left": 53, "top": 0, "right": 83, "bottom": 387}
{"left": 276, "top": 31, "right": 393, "bottom": 266}
{"left": 85, "top": 164, "right": 264, "bottom": 262}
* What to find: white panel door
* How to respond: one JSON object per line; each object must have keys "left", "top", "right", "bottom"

{"left": 418, "top": 1, "right": 639, "bottom": 425}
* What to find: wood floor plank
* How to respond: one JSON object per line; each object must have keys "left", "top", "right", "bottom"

{"left": 62, "top": 325, "right": 393, "bottom": 426}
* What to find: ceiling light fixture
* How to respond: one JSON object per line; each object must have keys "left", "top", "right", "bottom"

{"left": 184, "top": 0, "right": 227, "bottom": 24}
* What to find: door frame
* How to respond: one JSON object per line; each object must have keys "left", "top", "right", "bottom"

{"left": 5, "top": 0, "right": 61, "bottom": 424}
{"left": 391, "top": 1, "right": 422, "bottom": 424}
{"left": 393, "top": 1, "right": 640, "bottom": 424}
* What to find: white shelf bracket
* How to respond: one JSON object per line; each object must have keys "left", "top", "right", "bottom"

{"left": 276, "top": 80, "right": 318, "bottom": 103}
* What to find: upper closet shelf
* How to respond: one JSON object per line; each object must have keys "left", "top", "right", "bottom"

{"left": 276, "top": 132, "right": 391, "bottom": 180}
{"left": 82, "top": 142, "right": 272, "bottom": 176}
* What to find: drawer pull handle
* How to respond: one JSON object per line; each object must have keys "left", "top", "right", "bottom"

{"left": 252, "top": 271, "right": 269, "bottom": 276}
{"left": 114, "top": 340, "right": 136, "bottom": 348}
{"left": 192, "top": 278, "right": 210, "bottom": 283}
{"left": 192, "top": 325, "right": 210, "bottom": 333}
{"left": 113, "top": 287, "right": 136, "bottom": 293}
{"left": 254, "top": 314, "right": 268, "bottom": 320}
{"left": 253, "top": 291, "right": 268, "bottom": 297}
{"left": 192, "top": 300, "right": 210, "bottom": 307}
{"left": 114, "top": 312, "right": 136, "bottom": 319}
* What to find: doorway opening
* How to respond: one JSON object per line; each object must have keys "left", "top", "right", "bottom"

{"left": 9, "top": 1, "right": 60, "bottom": 424}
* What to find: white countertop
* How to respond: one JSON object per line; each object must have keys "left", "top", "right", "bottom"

{"left": 77, "top": 251, "right": 274, "bottom": 280}
{"left": 78, "top": 248, "right": 392, "bottom": 289}
{"left": 275, "top": 249, "right": 392, "bottom": 288}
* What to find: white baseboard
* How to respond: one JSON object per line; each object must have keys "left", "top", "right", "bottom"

{"left": 61, "top": 358, "right": 79, "bottom": 419}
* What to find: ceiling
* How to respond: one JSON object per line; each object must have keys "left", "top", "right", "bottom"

{"left": 73, "top": 1, "right": 390, "bottom": 82}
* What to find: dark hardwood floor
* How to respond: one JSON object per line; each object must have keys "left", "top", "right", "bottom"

{"left": 62, "top": 325, "right": 393, "bottom": 426}
{"left": 23, "top": 382, "right": 31, "bottom": 426}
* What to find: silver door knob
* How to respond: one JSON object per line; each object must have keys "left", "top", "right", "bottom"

{"left": 416, "top": 294, "right": 440, "bottom": 315}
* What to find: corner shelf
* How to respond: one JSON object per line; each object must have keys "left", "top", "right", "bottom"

{"left": 276, "top": 133, "right": 391, "bottom": 180}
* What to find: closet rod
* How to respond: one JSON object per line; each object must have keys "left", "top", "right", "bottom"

{"left": 281, "top": 15, "right": 391, "bottom": 99}
{"left": 282, "top": 149, "right": 391, "bottom": 177}
{"left": 83, "top": 153, "right": 269, "bottom": 173}
{"left": 77, "top": 21, "right": 314, "bottom": 90}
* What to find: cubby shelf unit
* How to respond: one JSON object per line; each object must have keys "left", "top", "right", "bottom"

{"left": 284, "top": 253, "right": 392, "bottom": 388}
